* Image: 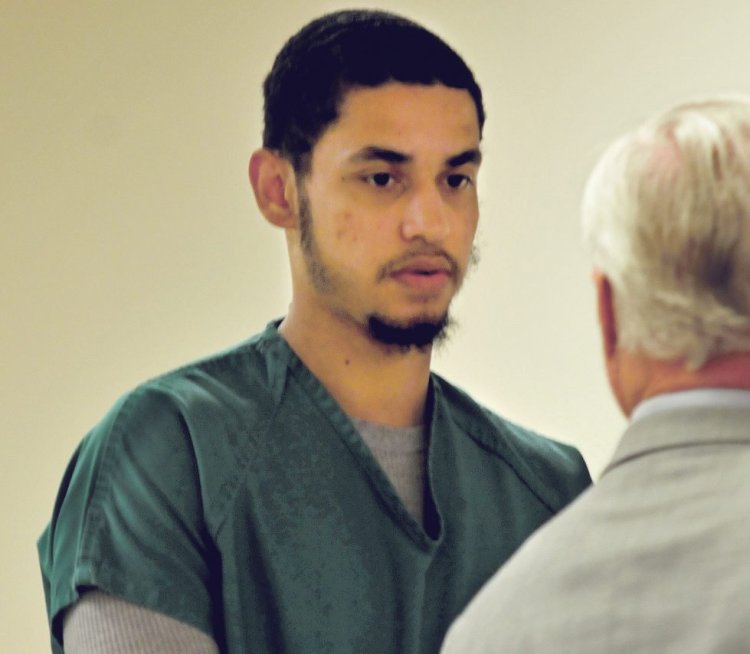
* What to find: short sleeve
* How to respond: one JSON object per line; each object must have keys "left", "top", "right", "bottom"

{"left": 38, "top": 385, "right": 218, "bottom": 652}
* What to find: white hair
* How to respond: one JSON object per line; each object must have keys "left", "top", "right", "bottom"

{"left": 582, "top": 96, "right": 750, "bottom": 368}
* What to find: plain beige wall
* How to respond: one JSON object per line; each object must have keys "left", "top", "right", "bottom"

{"left": 4, "top": 1, "right": 749, "bottom": 650}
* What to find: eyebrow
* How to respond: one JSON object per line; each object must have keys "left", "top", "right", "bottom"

{"left": 447, "top": 148, "right": 482, "bottom": 168}
{"left": 350, "top": 147, "right": 411, "bottom": 164}
{"left": 349, "top": 146, "right": 482, "bottom": 168}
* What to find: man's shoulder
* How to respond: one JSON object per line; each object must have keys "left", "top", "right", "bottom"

{"left": 50, "top": 328, "right": 289, "bottom": 542}
{"left": 150, "top": 324, "right": 282, "bottom": 391}
{"left": 121, "top": 323, "right": 286, "bottom": 418}
{"left": 433, "top": 375, "right": 592, "bottom": 511}
{"left": 77, "top": 326, "right": 287, "bottom": 473}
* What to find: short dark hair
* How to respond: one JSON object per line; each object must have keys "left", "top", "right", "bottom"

{"left": 261, "top": 9, "right": 485, "bottom": 174}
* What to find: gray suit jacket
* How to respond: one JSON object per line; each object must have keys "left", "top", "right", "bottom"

{"left": 441, "top": 403, "right": 750, "bottom": 653}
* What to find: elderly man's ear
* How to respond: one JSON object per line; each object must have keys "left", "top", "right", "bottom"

{"left": 249, "top": 149, "right": 299, "bottom": 228}
{"left": 594, "top": 271, "right": 618, "bottom": 360}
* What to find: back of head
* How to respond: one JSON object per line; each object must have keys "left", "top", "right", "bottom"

{"left": 261, "top": 9, "right": 484, "bottom": 175}
{"left": 582, "top": 97, "right": 750, "bottom": 368}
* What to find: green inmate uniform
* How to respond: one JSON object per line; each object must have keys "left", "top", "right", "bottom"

{"left": 39, "top": 321, "right": 591, "bottom": 653}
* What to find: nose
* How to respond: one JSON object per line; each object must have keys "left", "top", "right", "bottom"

{"left": 400, "top": 182, "right": 450, "bottom": 243}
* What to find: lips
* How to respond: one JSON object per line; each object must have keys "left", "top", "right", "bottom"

{"left": 388, "top": 256, "right": 455, "bottom": 292}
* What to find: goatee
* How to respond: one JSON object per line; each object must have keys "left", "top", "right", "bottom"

{"left": 367, "top": 313, "right": 453, "bottom": 350}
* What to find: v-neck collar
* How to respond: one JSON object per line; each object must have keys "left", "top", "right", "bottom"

{"left": 259, "top": 320, "right": 445, "bottom": 551}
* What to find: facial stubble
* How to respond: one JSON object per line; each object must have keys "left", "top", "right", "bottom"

{"left": 297, "top": 187, "right": 477, "bottom": 350}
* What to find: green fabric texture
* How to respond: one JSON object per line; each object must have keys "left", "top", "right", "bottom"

{"left": 38, "top": 321, "right": 591, "bottom": 653}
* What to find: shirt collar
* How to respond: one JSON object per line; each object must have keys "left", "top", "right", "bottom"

{"left": 630, "top": 388, "right": 750, "bottom": 424}
{"left": 603, "top": 388, "right": 750, "bottom": 477}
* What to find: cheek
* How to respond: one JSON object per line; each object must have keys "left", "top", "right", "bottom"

{"left": 461, "top": 211, "right": 480, "bottom": 244}
{"left": 335, "top": 212, "right": 358, "bottom": 243}
{"left": 334, "top": 211, "right": 387, "bottom": 253}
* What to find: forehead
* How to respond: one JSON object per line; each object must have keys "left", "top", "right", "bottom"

{"left": 311, "top": 82, "right": 481, "bottom": 164}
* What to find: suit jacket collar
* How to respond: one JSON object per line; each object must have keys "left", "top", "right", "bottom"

{"left": 603, "top": 401, "right": 750, "bottom": 477}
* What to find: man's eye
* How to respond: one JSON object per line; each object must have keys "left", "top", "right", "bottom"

{"left": 365, "top": 172, "right": 395, "bottom": 188}
{"left": 446, "top": 174, "right": 472, "bottom": 189}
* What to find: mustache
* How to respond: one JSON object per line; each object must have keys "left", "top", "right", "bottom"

{"left": 377, "top": 247, "right": 460, "bottom": 281}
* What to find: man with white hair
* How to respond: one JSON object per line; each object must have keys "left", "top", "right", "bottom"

{"left": 441, "top": 96, "right": 750, "bottom": 653}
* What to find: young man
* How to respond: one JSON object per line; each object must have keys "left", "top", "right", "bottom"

{"left": 441, "top": 97, "right": 750, "bottom": 653}
{"left": 39, "top": 10, "right": 590, "bottom": 654}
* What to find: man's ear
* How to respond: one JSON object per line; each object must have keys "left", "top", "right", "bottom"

{"left": 249, "top": 149, "right": 298, "bottom": 228}
{"left": 594, "top": 270, "right": 618, "bottom": 359}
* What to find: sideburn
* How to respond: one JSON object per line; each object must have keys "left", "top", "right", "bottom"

{"left": 297, "top": 184, "right": 335, "bottom": 293}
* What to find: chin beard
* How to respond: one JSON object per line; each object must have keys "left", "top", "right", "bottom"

{"left": 367, "top": 313, "right": 453, "bottom": 350}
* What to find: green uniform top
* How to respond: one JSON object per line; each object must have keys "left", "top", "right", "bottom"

{"left": 38, "top": 321, "right": 591, "bottom": 653}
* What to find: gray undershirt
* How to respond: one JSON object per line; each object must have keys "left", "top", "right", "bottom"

{"left": 63, "top": 418, "right": 426, "bottom": 653}
{"left": 352, "top": 416, "right": 426, "bottom": 524}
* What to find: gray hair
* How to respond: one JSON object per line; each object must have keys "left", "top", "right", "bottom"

{"left": 582, "top": 96, "right": 750, "bottom": 368}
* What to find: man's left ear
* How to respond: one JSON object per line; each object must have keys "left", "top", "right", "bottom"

{"left": 594, "top": 270, "right": 618, "bottom": 359}
{"left": 248, "top": 149, "right": 298, "bottom": 229}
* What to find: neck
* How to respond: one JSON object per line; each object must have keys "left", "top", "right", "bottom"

{"left": 279, "top": 303, "right": 432, "bottom": 427}
{"left": 612, "top": 350, "right": 750, "bottom": 416}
